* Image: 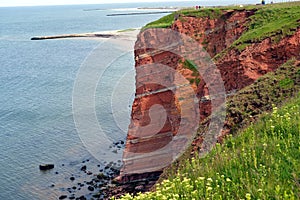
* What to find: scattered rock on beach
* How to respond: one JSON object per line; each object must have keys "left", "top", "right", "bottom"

{"left": 51, "top": 140, "right": 125, "bottom": 200}
{"left": 97, "top": 173, "right": 107, "bottom": 179}
{"left": 76, "top": 195, "right": 87, "bottom": 200}
{"left": 39, "top": 164, "right": 54, "bottom": 170}
{"left": 86, "top": 171, "right": 93, "bottom": 175}
{"left": 88, "top": 186, "right": 94, "bottom": 191}
{"left": 80, "top": 165, "right": 86, "bottom": 171}
{"left": 112, "top": 149, "right": 118, "bottom": 154}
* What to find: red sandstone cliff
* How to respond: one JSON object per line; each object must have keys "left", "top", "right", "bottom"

{"left": 119, "top": 9, "right": 300, "bottom": 182}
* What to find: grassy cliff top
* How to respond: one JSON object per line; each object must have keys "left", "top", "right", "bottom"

{"left": 144, "top": 1, "right": 300, "bottom": 52}
{"left": 232, "top": 1, "right": 300, "bottom": 51}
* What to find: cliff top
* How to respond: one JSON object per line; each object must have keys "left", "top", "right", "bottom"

{"left": 144, "top": 1, "right": 300, "bottom": 53}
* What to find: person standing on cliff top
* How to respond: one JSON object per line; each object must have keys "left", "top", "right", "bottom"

{"left": 174, "top": 13, "right": 180, "bottom": 21}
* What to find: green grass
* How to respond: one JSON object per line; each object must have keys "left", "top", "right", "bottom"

{"left": 117, "top": 93, "right": 300, "bottom": 200}
{"left": 118, "top": 28, "right": 137, "bottom": 32}
{"left": 143, "top": 8, "right": 222, "bottom": 29}
{"left": 143, "top": 13, "right": 176, "bottom": 29}
{"left": 179, "top": 8, "right": 222, "bottom": 19}
{"left": 180, "top": 59, "right": 201, "bottom": 86}
{"left": 233, "top": 4, "right": 300, "bottom": 51}
{"left": 182, "top": 59, "right": 199, "bottom": 74}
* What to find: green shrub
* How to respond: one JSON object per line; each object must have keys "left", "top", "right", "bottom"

{"left": 117, "top": 94, "right": 300, "bottom": 199}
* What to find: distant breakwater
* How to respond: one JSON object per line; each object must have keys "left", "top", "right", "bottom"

{"left": 107, "top": 11, "right": 173, "bottom": 16}
{"left": 31, "top": 33, "right": 115, "bottom": 40}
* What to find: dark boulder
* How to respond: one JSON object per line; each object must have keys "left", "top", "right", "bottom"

{"left": 58, "top": 195, "right": 67, "bottom": 199}
{"left": 39, "top": 164, "right": 54, "bottom": 170}
{"left": 88, "top": 186, "right": 94, "bottom": 191}
{"left": 80, "top": 165, "right": 87, "bottom": 171}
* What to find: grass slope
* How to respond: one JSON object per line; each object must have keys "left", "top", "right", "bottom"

{"left": 117, "top": 93, "right": 300, "bottom": 200}
{"left": 232, "top": 2, "right": 300, "bottom": 51}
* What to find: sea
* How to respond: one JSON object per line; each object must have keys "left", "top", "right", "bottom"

{"left": 0, "top": 1, "right": 259, "bottom": 199}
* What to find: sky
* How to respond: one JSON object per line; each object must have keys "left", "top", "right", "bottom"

{"left": 0, "top": 0, "right": 193, "bottom": 7}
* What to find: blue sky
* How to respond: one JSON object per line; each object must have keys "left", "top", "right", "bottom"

{"left": 0, "top": 0, "right": 193, "bottom": 7}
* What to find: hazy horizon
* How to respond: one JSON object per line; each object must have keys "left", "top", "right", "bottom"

{"left": 0, "top": 0, "right": 190, "bottom": 7}
{"left": 0, "top": 0, "right": 262, "bottom": 8}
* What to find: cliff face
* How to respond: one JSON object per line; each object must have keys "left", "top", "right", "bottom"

{"left": 120, "top": 9, "right": 300, "bottom": 181}
{"left": 172, "top": 10, "right": 255, "bottom": 57}
{"left": 217, "top": 29, "right": 300, "bottom": 91}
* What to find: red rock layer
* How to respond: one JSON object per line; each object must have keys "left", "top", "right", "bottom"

{"left": 217, "top": 29, "right": 300, "bottom": 91}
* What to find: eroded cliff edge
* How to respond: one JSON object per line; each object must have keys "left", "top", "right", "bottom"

{"left": 114, "top": 7, "right": 300, "bottom": 196}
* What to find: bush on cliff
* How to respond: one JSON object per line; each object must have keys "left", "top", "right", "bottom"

{"left": 117, "top": 93, "right": 300, "bottom": 199}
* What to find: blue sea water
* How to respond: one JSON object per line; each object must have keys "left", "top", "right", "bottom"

{"left": 0, "top": 1, "right": 259, "bottom": 199}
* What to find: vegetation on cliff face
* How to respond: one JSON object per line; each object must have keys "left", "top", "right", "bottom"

{"left": 119, "top": 93, "right": 300, "bottom": 199}
{"left": 226, "top": 59, "right": 300, "bottom": 134}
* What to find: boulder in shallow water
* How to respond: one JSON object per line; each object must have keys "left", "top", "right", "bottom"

{"left": 80, "top": 165, "right": 87, "bottom": 171}
{"left": 39, "top": 164, "right": 54, "bottom": 170}
{"left": 88, "top": 186, "right": 94, "bottom": 191}
{"left": 58, "top": 195, "right": 67, "bottom": 199}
